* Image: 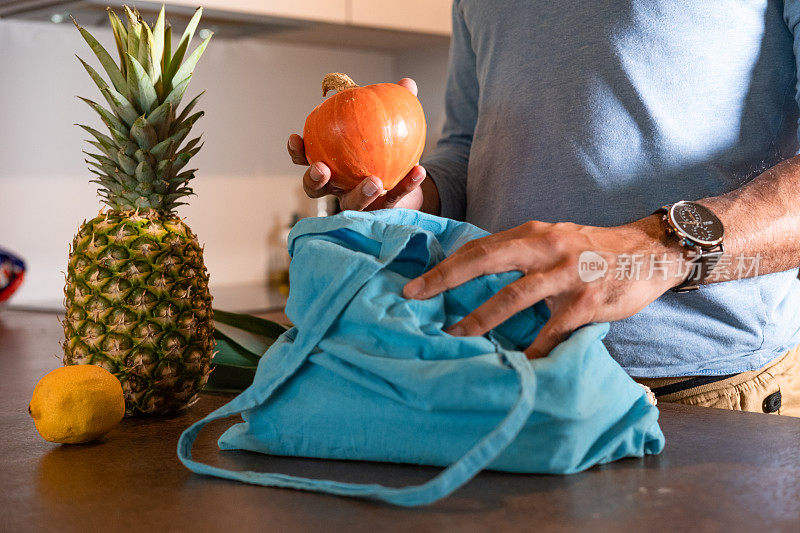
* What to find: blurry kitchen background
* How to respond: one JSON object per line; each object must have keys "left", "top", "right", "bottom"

{"left": 0, "top": 0, "right": 452, "bottom": 310}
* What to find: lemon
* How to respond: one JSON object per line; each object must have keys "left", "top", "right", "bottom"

{"left": 29, "top": 365, "right": 125, "bottom": 444}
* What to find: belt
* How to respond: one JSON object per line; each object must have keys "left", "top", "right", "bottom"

{"left": 650, "top": 373, "right": 740, "bottom": 398}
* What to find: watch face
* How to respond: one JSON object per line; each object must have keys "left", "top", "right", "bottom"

{"left": 669, "top": 201, "right": 724, "bottom": 246}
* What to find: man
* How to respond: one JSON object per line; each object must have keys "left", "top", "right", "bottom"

{"left": 288, "top": 1, "right": 800, "bottom": 415}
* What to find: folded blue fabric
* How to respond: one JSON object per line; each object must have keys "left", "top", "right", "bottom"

{"left": 179, "top": 209, "right": 664, "bottom": 506}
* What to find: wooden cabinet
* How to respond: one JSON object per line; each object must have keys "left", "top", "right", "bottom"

{"left": 5, "top": 0, "right": 453, "bottom": 39}
{"left": 164, "top": 0, "right": 452, "bottom": 36}
{"left": 348, "top": 0, "right": 452, "bottom": 35}
{"left": 163, "top": 0, "right": 348, "bottom": 24}
{"left": 55, "top": 0, "right": 452, "bottom": 50}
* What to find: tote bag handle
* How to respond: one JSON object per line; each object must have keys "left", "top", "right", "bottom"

{"left": 178, "top": 226, "right": 538, "bottom": 506}
{"left": 178, "top": 351, "right": 535, "bottom": 507}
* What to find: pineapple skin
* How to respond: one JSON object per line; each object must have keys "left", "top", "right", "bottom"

{"left": 63, "top": 212, "right": 214, "bottom": 416}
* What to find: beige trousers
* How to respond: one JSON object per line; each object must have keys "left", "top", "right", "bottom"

{"left": 634, "top": 345, "right": 800, "bottom": 417}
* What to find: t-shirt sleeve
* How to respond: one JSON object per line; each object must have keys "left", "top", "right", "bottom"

{"left": 784, "top": 1, "right": 800, "bottom": 144}
{"left": 422, "top": 0, "right": 479, "bottom": 221}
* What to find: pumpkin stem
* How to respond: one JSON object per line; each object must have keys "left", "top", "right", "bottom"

{"left": 322, "top": 72, "right": 359, "bottom": 96}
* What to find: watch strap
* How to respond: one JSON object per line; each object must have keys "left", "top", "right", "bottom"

{"left": 673, "top": 243, "right": 724, "bottom": 292}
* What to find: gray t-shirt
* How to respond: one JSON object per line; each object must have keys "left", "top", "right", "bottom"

{"left": 424, "top": 0, "right": 800, "bottom": 376}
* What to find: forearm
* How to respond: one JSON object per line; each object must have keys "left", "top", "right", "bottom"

{"left": 698, "top": 154, "right": 800, "bottom": 282}
{"left": 419, "top": 176, "right": 441, "bottom": 216}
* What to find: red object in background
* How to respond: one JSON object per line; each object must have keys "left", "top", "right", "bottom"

{"left": 0, "top": 249, "right": 25, "bottom": 303}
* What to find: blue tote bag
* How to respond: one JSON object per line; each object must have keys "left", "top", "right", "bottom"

{"left": 179, "top": 209, "right": 665, "bottom": 506}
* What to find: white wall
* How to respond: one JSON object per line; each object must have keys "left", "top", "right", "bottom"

{"left": 393, "top": 45, "right": 450, "bottom": 156}
{"left": 0, "top": 18, "right": 450, "bottom": 307}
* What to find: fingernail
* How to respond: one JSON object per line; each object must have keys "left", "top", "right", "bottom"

{"left": 309, "top": 165, "right": 323, "bottom": 182}
{"left": 448, "top": 325, "right": 465, "bottom": 336}
{"left": 404, "top": 278, "right": 425, "bottom": 298}
{"left": 362, "top": 180, "right": 380, "bottom": 196}
{"left": 411, "top": 168, "right": 426, "bottom": 182}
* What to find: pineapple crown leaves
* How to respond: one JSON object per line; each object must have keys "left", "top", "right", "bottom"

{"left": 73, "top": 5, "right": 212, "bottom": 215}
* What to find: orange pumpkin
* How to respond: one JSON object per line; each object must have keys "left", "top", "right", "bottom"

{"left": 303, "top": 72, "right": 426, "bottom": 192}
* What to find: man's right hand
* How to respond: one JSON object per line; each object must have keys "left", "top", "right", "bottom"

{"left": 287, "top": 78, "right": 427, "bottom": 212}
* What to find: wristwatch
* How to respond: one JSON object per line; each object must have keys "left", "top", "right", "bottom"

{"left": 656, "top": 201, "right": 725, "bottom": 292}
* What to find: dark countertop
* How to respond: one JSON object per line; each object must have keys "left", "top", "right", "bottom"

{"left": 2, "top": 309, "right": 799, "bottom": 532}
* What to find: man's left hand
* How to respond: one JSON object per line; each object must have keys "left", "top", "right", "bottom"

{"left": 403, "top": 216, "right": 690, "bottom": 358}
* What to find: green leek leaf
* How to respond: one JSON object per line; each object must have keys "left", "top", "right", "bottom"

{"left": 213, "top": 309, "right": 290, "bottom": 342}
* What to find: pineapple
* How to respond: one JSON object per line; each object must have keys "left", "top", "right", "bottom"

{"left": 63, "top": 6, "right": 214, "bottom": 416}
